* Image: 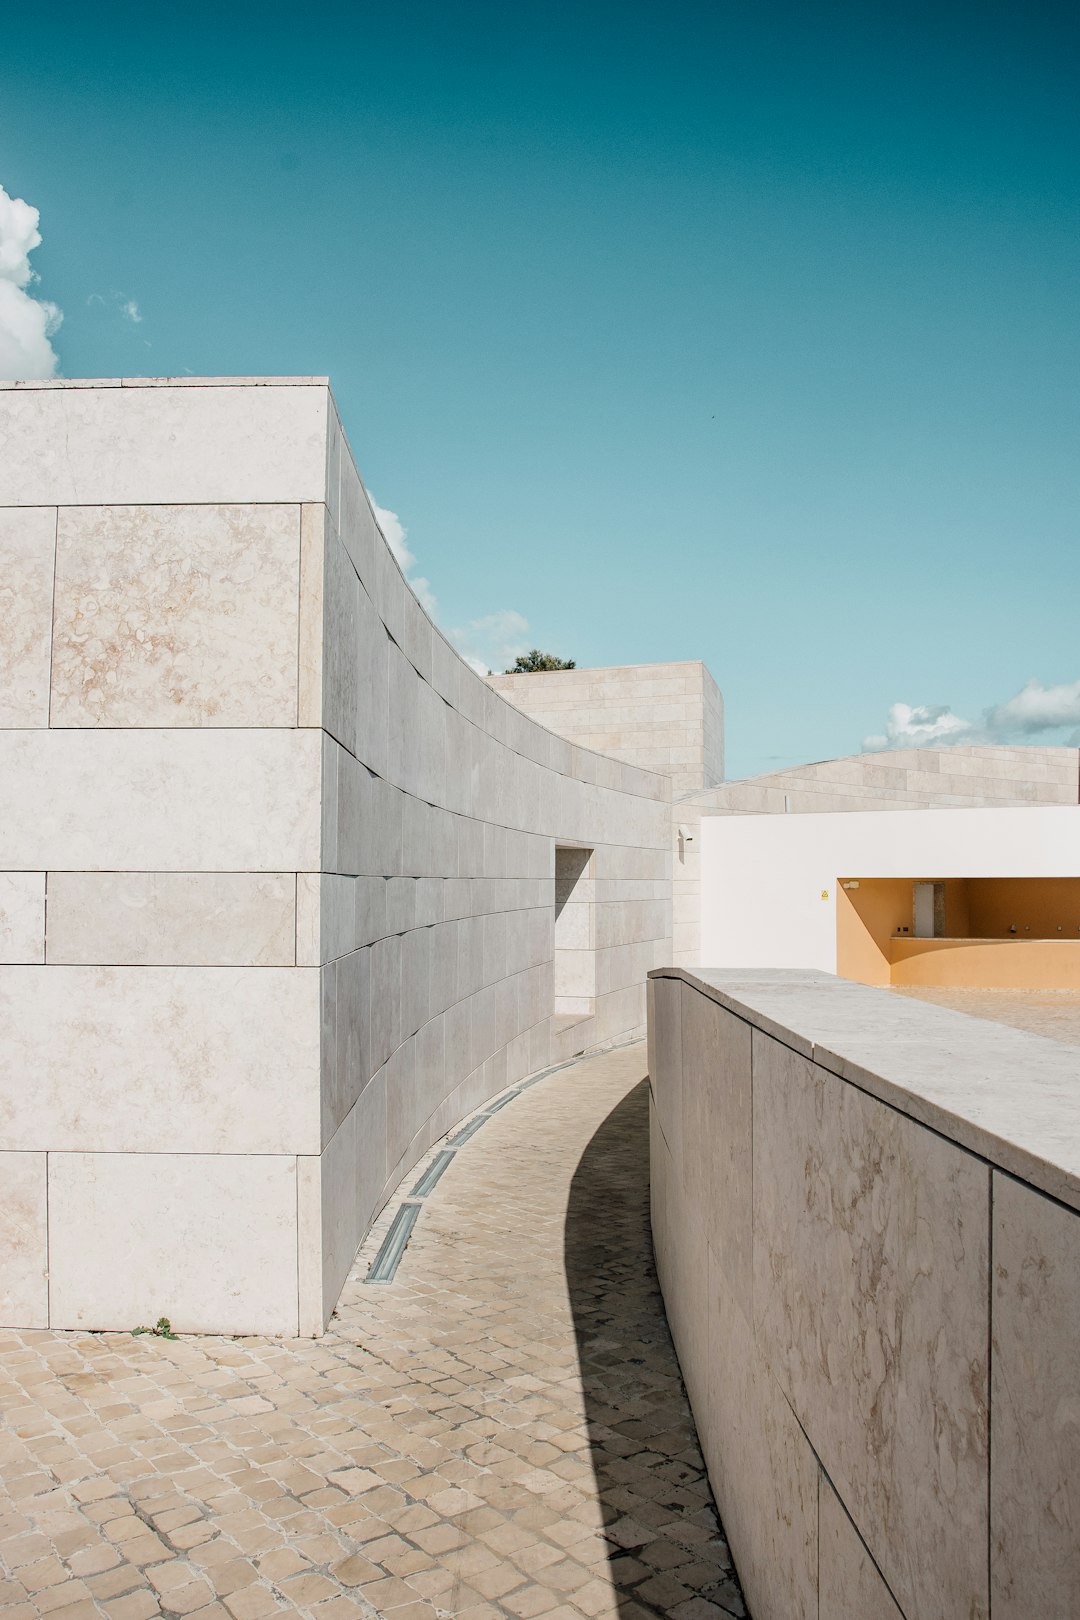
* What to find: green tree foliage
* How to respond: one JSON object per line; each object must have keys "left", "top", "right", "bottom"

{"left": 505, "top": 649, "right": 576, "bottom": 673}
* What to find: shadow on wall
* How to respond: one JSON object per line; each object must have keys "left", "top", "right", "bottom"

{"left": 562, "top": 1081, "right": 749, "bottom": 1619}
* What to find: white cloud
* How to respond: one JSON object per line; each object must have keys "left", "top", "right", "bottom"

{"left": 863, "top": 702, "right": 975, "bottom": 751}
{"left": 87, "top": 290, "right": 144, "bottom": 325}
{"left": 368, "top": 496, "right": 534, "bottom": 676}
{"left": 370, "top": 499, "right": 413, "bottom": 571}
{"left": 449, "top": 609, "right": 531, "bottom": 677}
{"left": 864, "top": 677, "right": 1080, "bottom": 752}
{"left": 370, "top": 497, "right": 439, "bottom": 619}
{"left": 0, "top": 184, "right": 61, "bottom": 379}
{"left": 986, "top": 677, "right": 1080, "bottom": 737}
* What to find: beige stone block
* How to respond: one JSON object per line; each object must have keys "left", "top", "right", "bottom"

{"left": 554, "top": 901, "right": 592, "bottom": 950}
{"left": 0, "top": 965, "right": 320, "bottom": 1153}
{"left": 819, "top": 1476, "right": 903, "bottom": 1620}
{"left": 0, "top": 507, "right": 54, "bottom": 726}
{"left": 295, "top": 871, "right": 321, "bottom": 966}
{"left": 46, "top": 873, "right": 295, "bottom": 965}
{"left": 374, "top": 533, "right": 406, "bottom": 652}
{"left": 321, "top": 521, "right": 360, "bottom": 755}
{"left": 50, "top": 504, "right": 301, "bottom": 727}
{"left": 384, "top": 1039, "right": 421, "bottom": 1172}
{"left": 0, "top": 872, "right": 45, "bottom": 963}
{"left": 337, "top": 453, "right": 378, "bottom": 594}
{"left": 0, "top": 381, "right": 329, "bottom": 506}
{"left": 753, "top": 1036, "right": 989, "bottom": 1620}
{"left": 0, "top": 728, "right": 322, "bottom": 871}
{"left": 681, "top": 989, "right": 751, "bottom": 1313}
{"left": 325, "top": 399, "right": 342, "bottom": 528}
{"left": 701, "top": 1248, "right": 819, "bottom": 1620}
{"left": 648, "top": 975, "right": 683, "bottom": 1166}
{"left": 0, "top": 1152, "right": 48, "bottom": 1326}
{"left": 298, "top": 1071, "right": 386, "bottom": 1334}
{"left": 596, "top": 898, "right": 668, "bottom": 949}
{"left": 369, "top": 934, "right": 402, "bottom": 1072}
{"left": 48, "top": 1151, "right": 299, "bottom": 1334}
{"left": 554, "top": 948, "right": 595, "bottom": 1001}
{"left": 991, "top": 1170, "right": 1080, "bottom": 1618}
{"left": 354, "top": 582, "right": 389, "bottom": 780}
{"left": 322, "top": 946, "right": 371, "bottom": 1143}
{"left": 297, "top": 504, "right": 326, "bottom": 726}
{"left": 664, "top": 1169, "right": 710, "bottom": 1417}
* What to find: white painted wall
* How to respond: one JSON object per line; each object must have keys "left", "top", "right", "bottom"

{"left": 700, "top": 806, "right": 1080, "bottom": 971}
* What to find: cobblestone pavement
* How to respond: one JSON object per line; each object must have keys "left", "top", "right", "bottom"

{"left": 894, "top": 985, "right": 1080, "bottom": 1046}
{"left": 0, "top": 1042, "right": 746, "bottom": 1620}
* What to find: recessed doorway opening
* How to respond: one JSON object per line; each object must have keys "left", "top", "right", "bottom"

{"left": 554, "top": 845, "right": 595, "bottom": 1021}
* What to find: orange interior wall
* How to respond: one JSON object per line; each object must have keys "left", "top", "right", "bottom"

{"left": 890, "top": 937, "right": 1080, "bottom": 989}
{"left": 965, "top": 878, "right": 1080, "bottom": 939}
{"left": 836, "top": 876, "right": 1080, "bottom": 987}
{"left": 836, "top": 879, "right": 913, "bottom": 985}
{"left": 944, "top": 878, "right": 971, "bottom": 938}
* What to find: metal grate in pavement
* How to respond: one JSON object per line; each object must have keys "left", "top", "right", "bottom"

{"left": 365, "top": 1201, "right": 422, "bottom": 1282}
{"left": 410, "top": 1149, "right": 456, "bottom": 1198}
{"left": 363, "top": 1035, "right": 644, "bottom": 1283}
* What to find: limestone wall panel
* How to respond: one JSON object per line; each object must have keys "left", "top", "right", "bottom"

{"left": 991, "top": 1170, "right": 1080, "bottom": 1618}
{"left": 0, "top": 380, "right": 329, "bottom": 507}
{"left": 0, "top": 873, "right": 45, "bottom": 964}
{"left": 48, "top": 1150, "right": 300, "bottom": 1335}
{"left": 0, "top": 1153, "right": 48, "bottom": 1328}
{"left": 818, "top": 1478, "right": 904, "bottom": 1620}
{"left": 752, "top": 1034, "right": 989, "bottom": 1620}
{"left": 0, "top": 506, "right": 55, "bottom": 727}
{"left": 651, "top": 969, "right": 1080, "bottom": 1620}
{"left": 0, "top": 728, "right": 322, "bottom": 873}
{"left": 50, "top": 504, "right": 301, "bottom": 728}
{"left": 0, "top": 965, "right": 321, "bottom": 1154}
{"left": 46, "top": 872, "right": 296, "bottom": 966}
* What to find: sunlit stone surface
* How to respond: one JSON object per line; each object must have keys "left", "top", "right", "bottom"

{"left": 0, "top": 377, "right": 673, "bottom": 1336}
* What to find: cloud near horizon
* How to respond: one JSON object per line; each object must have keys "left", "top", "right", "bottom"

{"left": 369, "top": 498, "right": 532, "bottom": 673}
{"left": 864, "top": 677, "right": 1080, "bottom": 751}
{"left": 450, "top": 609, "right": 531, "bottom": 676}
{"left": 0, "top": 184, "right": 62, "bottom": 379}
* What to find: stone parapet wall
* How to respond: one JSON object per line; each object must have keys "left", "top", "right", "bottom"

{"left": 0, "top": 377, "right": 672, "bottom": 1337}
{"left": 648, "top": 967, "right": 1080, "bottom": 1620}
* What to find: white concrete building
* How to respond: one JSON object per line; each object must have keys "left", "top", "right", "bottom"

{"left": 699, "top": 806, "right": 1080, "bottom": 989}
{"left": 674, "top": 745, "right": 1080, "bottom": 969}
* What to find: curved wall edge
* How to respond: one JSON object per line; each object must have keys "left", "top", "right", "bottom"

{"left": 0, "top": 377, "right": 672, "bottom": 1336}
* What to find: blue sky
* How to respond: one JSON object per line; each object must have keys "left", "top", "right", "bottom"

{"left": 2, "top": 1, "right": 1078, "bottom": 777}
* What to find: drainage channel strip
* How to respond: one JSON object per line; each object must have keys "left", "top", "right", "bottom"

{"left": 363, "top": 1038, "right": 639, "bottom": 1284}
{"left": 365, "top": 1202, "right": 422, "bottom": 1282}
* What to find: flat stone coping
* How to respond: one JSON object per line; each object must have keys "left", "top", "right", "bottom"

{"left": 0, "top": 375, "right": 332, "bottom": 389}
{"left": 650, "top": 966, "right": 1080, "bottom": 1214}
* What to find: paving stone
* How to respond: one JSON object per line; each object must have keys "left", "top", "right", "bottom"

{"left": 0, "top": 1045, "right": 747, "bottom": 1620}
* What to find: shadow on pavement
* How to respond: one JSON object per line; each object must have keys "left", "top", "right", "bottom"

{"left": 563, "top": 1077, "right": 748, "bottom": 1619}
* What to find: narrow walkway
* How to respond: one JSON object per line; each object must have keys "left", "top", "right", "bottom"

{"left": 0, "top": 1044, "right": 746, "bottom": 1620}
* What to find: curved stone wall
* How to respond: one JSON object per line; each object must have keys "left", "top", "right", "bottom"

{"left": 0, "top": 377, "right": 671, "bottom": 1336}
{"left": 309, "top": 394, "right": 672, "bottom": 1325}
